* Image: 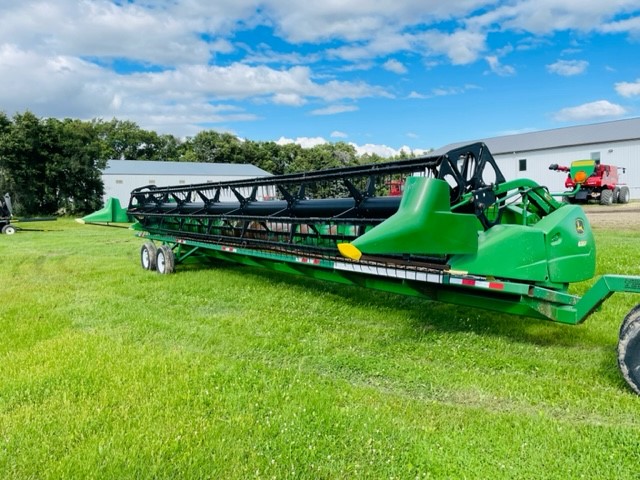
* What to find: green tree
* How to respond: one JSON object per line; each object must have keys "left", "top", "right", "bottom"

{"left": 45, "top": 118, "right": 106, "bottom": 214}
{"left": 0, "top": 112, "right": 107, "bottom": 215}
{"left": 0, "top": 111, "right": 52, "bottom": 214}
{"left": 185, "top": 130, "right": 245, "bottom": 163}
{"left": 156, "top": 133, "right": 185, "bottom": 160}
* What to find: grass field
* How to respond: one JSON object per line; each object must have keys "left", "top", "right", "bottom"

{"left": 1, "top": 217, "right": 640, "bottom": 479}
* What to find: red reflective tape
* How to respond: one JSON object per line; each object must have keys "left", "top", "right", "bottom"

{"left": 461, "top": 278, "right": 475, "bottom": 286}
{"left": 489, "top": 282, "right": 504, "bottom": 290}
{"left": 297, "top": 257, "right": 320, "bottom": 265}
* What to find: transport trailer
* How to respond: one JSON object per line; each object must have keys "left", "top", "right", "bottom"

{"left": 127, "top": 143, "right": 640, "bottom": 394}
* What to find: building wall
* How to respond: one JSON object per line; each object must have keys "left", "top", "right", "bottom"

{"left": 493, "top": 139, "right": 640, "bottom": 199}
{"left": 104, "top": 173, "right": 273, "bottom": 206}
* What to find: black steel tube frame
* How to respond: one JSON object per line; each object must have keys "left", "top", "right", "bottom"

{"left": 127, "top": 142, "right": 505, "bottom": 256}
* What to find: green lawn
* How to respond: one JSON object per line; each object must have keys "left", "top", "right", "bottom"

{"left": 1, "top": 219, "right": 639, "bottom": 479}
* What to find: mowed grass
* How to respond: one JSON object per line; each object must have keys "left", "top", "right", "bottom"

{"left": 1, "top": 218, "right": 640, "bottom": 479}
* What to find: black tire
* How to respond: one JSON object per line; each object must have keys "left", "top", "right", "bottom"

{"left": 618, "top": 186, "right": 630, "bottom": 204}
{"left": 140, "top": 242, "right": 157, "bottom": 270}
{"left": 619, "top": 304, "right": 640, "bottom": 339}
{"left": 600, "top": 189, "right": 613, "bottom": 205}
{"left": 613, "top": 187, "right": 620, "bottom": 204}
{"left": 618, "top": 311, "right": 640, "bottom": 395}
{"left": 1, "top": 224, "right": 16, "bottom": 235}
{"left": 156, "top": 245, "right": 175, "bottom": 274}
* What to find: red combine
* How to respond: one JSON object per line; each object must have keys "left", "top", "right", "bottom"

{"left": 549, "top": 159, "right": 629, "bottom": 205}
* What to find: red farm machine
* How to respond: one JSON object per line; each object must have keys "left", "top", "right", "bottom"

{"left": 549, "top": 159, "right": 629, "bottom": 205}
{"left": 126, "top": 143, "right": 640, "bottom": 395}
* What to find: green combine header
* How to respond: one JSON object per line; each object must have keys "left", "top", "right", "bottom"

{"left": 126, "top": 143, "right": 640, "bottom": 395}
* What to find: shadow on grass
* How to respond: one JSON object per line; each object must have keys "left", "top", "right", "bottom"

{"left": 178, "top": 260, "right": 614, "bottom": 350}
{"left": 139, "top": 259, "right": 638, "bottom": 394}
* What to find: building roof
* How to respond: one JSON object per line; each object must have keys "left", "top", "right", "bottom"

{"left": 433, "top": 117, "right": 640, "bottom": 155}
{"left": 104, "top": 159, "right": 271, "bottom": 177}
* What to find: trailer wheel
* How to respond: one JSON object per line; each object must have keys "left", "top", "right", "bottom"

{"left": 156, "top": 245, "right": 175, "bottom": 274}
{"left": 2, "top": 224, "right": 16, "bottom": 235}
{"left": 618, "top": 186, "right": 630, "bottom": 204}
{"left": 618, "top": 309, "right": 640, "bottom": 395}
{"left": 600, "top": 189, "right": 613, "bottom": 205}
{"left": 140, "top": 242, "right": 157, "bottom": 270}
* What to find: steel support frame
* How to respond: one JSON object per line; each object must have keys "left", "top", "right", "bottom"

{"left": 139, "top": 232, "right": 640, "bottom": 326}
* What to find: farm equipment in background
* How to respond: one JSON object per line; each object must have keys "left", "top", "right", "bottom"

{"left": 549, "top": 159, "right": 629, "bottom": 205}
{"left": 386, "top": 179, "right": 404, "bottom": 196}
{"left": 127, "top": 143, "right": 640, "bottom": 395}
{"left": 0, "top": 193, "right": 58, "bottom": 234}
{"left": 1, "top": 193, "right": 16, "bottom": 234}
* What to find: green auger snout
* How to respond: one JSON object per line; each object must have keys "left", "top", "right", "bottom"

{"left": 340, "top": 177, "right": 482, "bottom": 257}
{"left": 77, "top": 197, "right": 131, "bottom": 224}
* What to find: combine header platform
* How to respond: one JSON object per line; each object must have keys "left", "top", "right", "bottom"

{"left": 127, "top": 143, "right": 640, "bottom": 395}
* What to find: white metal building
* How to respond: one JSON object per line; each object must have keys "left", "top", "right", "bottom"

{"left": 102, "top": 160, "right": 271, "bottom": 206}
{"left": 433, "top": 117, "right": 640, "bottom": 199}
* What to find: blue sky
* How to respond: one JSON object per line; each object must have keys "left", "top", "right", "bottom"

{"left": 0, "top": 1, "right": 639, "bottom": 156}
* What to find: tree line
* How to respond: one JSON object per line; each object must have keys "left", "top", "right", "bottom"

{"left": 0, "top": 111, "right": 421, "bottom": 216}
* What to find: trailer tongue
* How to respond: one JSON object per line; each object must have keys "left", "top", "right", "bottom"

{"left": 127, "top": 143, "right": 640, "bottom": 395}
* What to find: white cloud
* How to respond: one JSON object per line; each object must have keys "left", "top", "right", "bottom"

{"left": 408, "top": 91, "right": 428, "bottom": 99}
{"left": 322, "top": 26, "right": 488, "bottom": 65}
{"left": 407, "top": 84, "right": 480, "bottom": 99}
{"left": 599, "top": 13, "right": 640, "bottom": 35}
{"left": 350, "top": 143, "right": 430, "bottom": 158}
{"left": 432, "top": 84, "right": 480, "bottom": 96}
{"left": 350, "top": 143, "right": 404, "bottom": 157}
{"left": 310, "top": 105, "right": 359, "bottom": 116}
{"left": 0, "top": 0, "right": 247, "bottom": 65}
{"left": 119, "top": 64, "right": 384, "bottom": 102}
{"left": 546, "top": 59, "right": 588, "bottom": 76}
{"left": 272, "top": 93, "right": 306, "bottom": 106}
{"left": 274, "top": 136, "right": 428, "bottom": 158}
{"left": 485, "top": 56, "right": 516, "bottom": 76}
{"left": 553, "top": 100, "right": 627, "bottom": 122}
{"left": 0, "top": 44, "right": 114, "bottom": 118}
{"left": 276, "top": 136, "right": 327, "bottom": 148}
{"left": 418, "top": 29, "right": 487, "bottom": 65}
{"left": 383, "top": 58, "right": 407, "bottom": 74}
{"left": 331, "top": 130, "right": 348, "bottom": 138}
{"left": 0, "top": 45, "right": 388, "bottom": 135}
{"left": 326, "top": 31, "right": 413, "bottom": 62}
{"left": 263, "top": 1, "right": 490, "bottom": 43}
{"left": 470, "top": 0, "right": 640, "bottom": 35}
{"left": 2, "top": 0, "right": 640, "bottom": 147}
{"left": 615, "top": 79, "right": 640, "bottom": 97}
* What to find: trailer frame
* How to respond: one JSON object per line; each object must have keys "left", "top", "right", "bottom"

{"left": 136, "top": 230, "right": 640, "bottom": 327}
{"left": 126, "top": 143, "right": 640, "bottom": 394}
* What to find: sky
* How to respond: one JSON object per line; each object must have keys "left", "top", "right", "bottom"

{"left": 0, "top": 1, "right": 639, "bottom": 157}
